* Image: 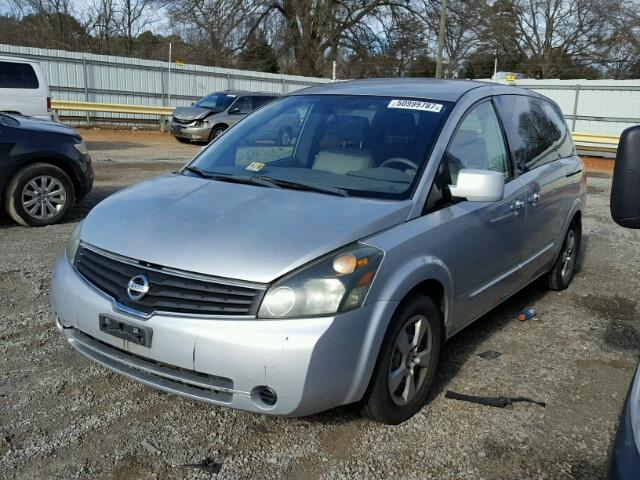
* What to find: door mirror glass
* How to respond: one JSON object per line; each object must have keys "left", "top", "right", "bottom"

{"left": 229, "top": 106, "right": 240, "bottom": 114}
{"left": 449, "top": 169, "right": 505, "bottom": 202}
{"left": 611, "top": 125, "right": 640, "bottom": 229}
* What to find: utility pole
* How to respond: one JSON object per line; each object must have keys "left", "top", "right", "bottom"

{"left": 435, "top": 0, "right": 448, "bottom": 79}
{"left": 167, "top": 42, "right": 172, "bottom": 106}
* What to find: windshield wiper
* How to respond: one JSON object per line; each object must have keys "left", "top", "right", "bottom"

{"left": 183, "top": 167, "right": 281, "bottom": 188}
{"left": 255, "top": 176, "right": 349, "bottom": 197}
{"left": 183, "top": 165, "right": 212, "bottom": 178}
{"left": 183, "top": 168, "right": 347, "bottom": 196}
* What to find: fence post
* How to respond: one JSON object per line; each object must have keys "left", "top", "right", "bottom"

{"left": 281, "top": 76, "right": 286, "bottom": 94}
{"left": 571, "top": 84, "right": 581, "bottom": 132}
{"left": 82, "top": 56, "right": 90, "bottom": 125}
{"left": 227, "top": 73, "right": 232, "bottom": 90}
{"left": 160, "top": 65, "right": 165, "bottom": 106}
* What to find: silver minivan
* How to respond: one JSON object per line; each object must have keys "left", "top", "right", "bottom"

{"left": 53, "top": 79, "right": 586, "bottom": 424}
{"left": 168, "top": 91, "right": 279, "bottom": 143}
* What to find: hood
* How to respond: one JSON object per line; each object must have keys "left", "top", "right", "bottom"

{"left": 172, "top": 106, "right": 219, "bottom": 121}
{"left": 81, "top": 174, "right": 411, "bottom": 284}
{"left": 17, "top": 116, "right": 80, "bottom": 138}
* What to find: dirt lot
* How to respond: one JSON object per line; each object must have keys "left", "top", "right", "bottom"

{"left": 1, "top": 129, "right": 639, "bottom": 480}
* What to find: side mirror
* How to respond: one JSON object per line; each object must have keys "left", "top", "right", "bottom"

{"left": 229, "top": 107, "right": 240, "bottom": 114}
{"left": 449, "top": 169, "right": 505, "bottom": 202}
{"left": 611, "top": 125, "right": 640, "bottom": 229}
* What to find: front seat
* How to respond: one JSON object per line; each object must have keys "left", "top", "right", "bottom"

{"left": 313, "top": 115, "right": 373, "bottom": 174}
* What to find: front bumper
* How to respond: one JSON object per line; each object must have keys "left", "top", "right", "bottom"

{"left": 608, "top": 365, "right": 640, "bottom": 479}
{"left": 167, "top": 120, "right": 211, "bottom": 141}
{"left": 52, "top": 254, "right": 397, "bottom": 416}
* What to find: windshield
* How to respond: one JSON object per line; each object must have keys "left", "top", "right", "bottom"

{"left": 196, "top": 93, "right": 236, "bottom": 112}
{"left": 189, "top": 95, "right": 453, "bottom": 199}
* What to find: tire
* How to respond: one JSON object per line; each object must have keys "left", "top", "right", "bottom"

{"left": 546, "top": 219, "right": 581, "bottom": 291}
{"left": 176, "top": 137, "right": 191, "bottom": 144}
{"left": 359, "top": 294, "right": 442, "bottom": 424}
{"left": 3, "top": 163, "right": 76, "bottom": 227}
{"left": 208, "top": 125, "right": 227, "bottom": 142}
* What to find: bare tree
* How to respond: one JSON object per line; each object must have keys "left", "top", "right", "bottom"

{"left": 506, "top": 0, "right": 617, "bottom": 78}
{"left": 115, "top": 0, "right": 157, "bottom": 55}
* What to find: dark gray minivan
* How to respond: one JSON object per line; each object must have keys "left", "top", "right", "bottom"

{"left": 54, "top": 79, "right": 586, "bottom": 424}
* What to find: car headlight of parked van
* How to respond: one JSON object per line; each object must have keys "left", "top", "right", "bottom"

{"left": 258, "top": 244, "right": 383, "bottom": 318}
{"left": 73, "top": 141, "right": 89, "bottom": 155}
{"left": 65, "top": 222, "right": 82, "bottom": 263}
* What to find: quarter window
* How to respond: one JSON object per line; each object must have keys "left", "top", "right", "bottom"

{"left": 425, "top": 101, "right": 509, "bottom": 212}
{"left": 0, "top": 61, "right": 39, "bottom": 89}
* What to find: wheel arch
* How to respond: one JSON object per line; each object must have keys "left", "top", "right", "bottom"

{"left": 2, "top": 156, "right": 80, "bottom": 203}
{"left": 368, "top": 255, "right": 454, "bottom": 337}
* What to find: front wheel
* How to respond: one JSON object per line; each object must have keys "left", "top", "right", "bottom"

{"left": 208, "top": 125, "right": 227, "bottom": 142}
{"left": 546, "top": 219, "right": 581, "bottom": 290}
{"left": 359, "top": 294, "right": 442, "bottom": 424}
{"left": 3, "top": 163, "right": 76, "bottom": 227}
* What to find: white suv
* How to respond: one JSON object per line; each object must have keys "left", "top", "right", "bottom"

{"left": 0, "top": 55, "right": 51, "bottom": 120}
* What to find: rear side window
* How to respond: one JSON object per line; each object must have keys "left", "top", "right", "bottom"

{"left": 539, "top": 100, "right": 574, "bottom": 159}
{"left": 495, "top": 95, "right": 569, "bottom": 172}
{"left": 251, "top": 96, "right": 276, "bottom": 109}
{"left": 0, "top": 61, "right": 39, "bottom": 89}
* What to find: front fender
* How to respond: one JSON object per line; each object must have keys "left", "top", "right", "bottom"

{"left": 365, "top": 251, "right": 454, "bottom": 334}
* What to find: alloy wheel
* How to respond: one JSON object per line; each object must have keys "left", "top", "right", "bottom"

{"left": 21, "top": 175, "right": 67, "bottom": 220}
{"left": 388, "top": 314, "right": 433, "bottom": 406}
{"left": 560, "top": 229, "right": 577, "bottom": 280}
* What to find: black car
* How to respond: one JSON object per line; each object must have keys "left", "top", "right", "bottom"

{"left": 0, "top": 113, "right": 93, "bottom": 226}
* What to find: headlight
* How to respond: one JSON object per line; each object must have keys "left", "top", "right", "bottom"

{"left": 73, "top": 141, "right": 88, "bottom": 155}
{"left": 258, "top": 244, "right": 383, "bottom": 318}
{"left": 65, "top": 222, "right": 82, "bottom": 263}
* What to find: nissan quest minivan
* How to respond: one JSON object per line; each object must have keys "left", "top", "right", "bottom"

{"left": 52, "top": 79, "right": 586, "bottom": 424}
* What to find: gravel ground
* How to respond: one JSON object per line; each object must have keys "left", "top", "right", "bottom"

{"left": 1, "top": 129, "right": 639, "bottom": 480}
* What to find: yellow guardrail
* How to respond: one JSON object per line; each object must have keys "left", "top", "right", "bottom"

{"left": 51, "top": 100, "right": 173, "bottom": 116}
{"left": 51, "top": 100, "right": 174, "bottom": 131}
{"left": 571, "top": 132, "right": 619, "bottom": 154}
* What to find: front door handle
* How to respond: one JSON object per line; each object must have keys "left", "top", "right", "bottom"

{"left": 510, "top": 199, "right": 525, "bottom": 212}
{"left": 528, "top": 192, "right": 541, "bottom": 204}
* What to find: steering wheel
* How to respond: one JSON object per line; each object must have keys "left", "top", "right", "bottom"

{"left": 380, "top": 157, "right": 419, "bottom": 171}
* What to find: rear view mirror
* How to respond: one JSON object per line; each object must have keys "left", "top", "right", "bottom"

{"left": 611, "top": 125, "right": 640, "bottom": 229}
{"left": 449, "top": 169, "right": 505, "bottom": 202}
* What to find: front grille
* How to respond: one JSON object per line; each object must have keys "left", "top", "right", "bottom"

{"left": 74, "top": 245, "right": 265, "bottom": 316}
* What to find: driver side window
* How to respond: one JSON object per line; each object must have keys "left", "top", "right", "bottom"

{"left": 425, "top": 101, "right": 509, "bottom": 212}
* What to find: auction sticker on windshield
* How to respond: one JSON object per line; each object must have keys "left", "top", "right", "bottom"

{"left": 387, "top": 99, "right": 443, "bottom": 113}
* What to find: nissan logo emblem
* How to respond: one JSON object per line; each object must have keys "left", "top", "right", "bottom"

{"left": 127, "top": 274, "right": 150, "bottom": 301}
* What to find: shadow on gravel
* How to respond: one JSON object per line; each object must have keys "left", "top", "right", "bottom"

{"left": 65, "top": 185, "right": 124, "bottom": 222}
{"left": 429, "top": 280, "right": 550, "bottom": 401}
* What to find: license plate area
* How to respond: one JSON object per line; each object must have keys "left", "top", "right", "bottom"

{"left": 99, "top": 315, "right": 152, "bottom": 348}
